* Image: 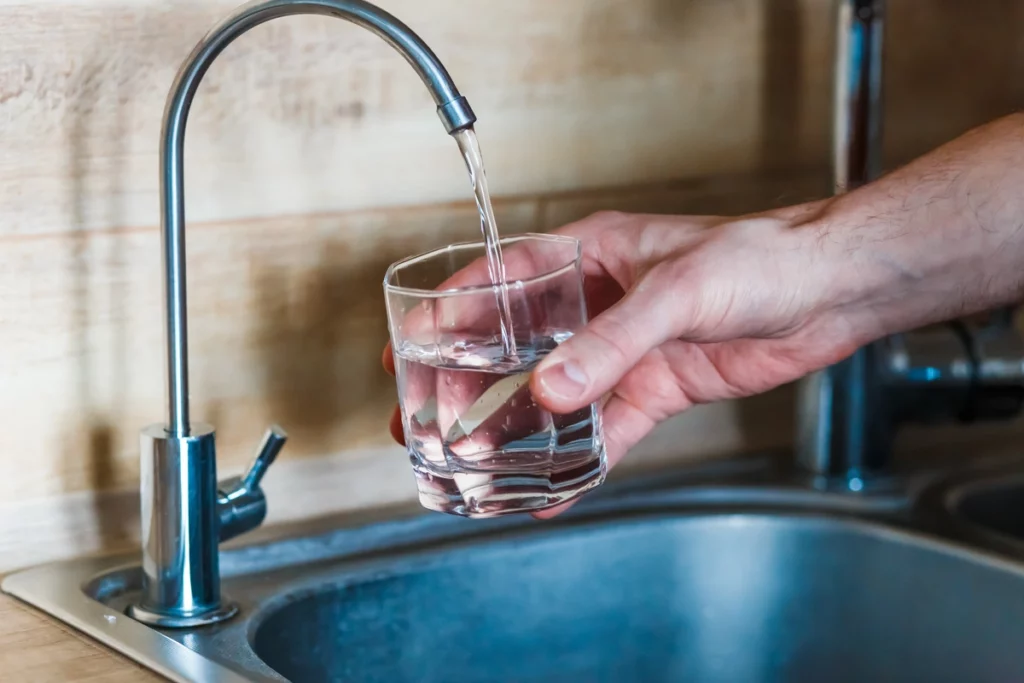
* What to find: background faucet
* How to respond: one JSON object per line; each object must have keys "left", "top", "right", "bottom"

{"left": 796, "top": 0, "right": 1024, "bottom": 488}
{"left": 127, "top": 0, "right": 477, "bottom": 628}
{"left": 795, "top": 0, "right": 887, "bottom": 488}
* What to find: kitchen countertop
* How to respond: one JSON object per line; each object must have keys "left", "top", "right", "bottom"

{"left": 0, "top": 593, "right": 162, "bottom": 681}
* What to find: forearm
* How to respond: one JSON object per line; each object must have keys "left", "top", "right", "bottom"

{"left": 802, "top": 112, "right": 1024, "bottom": 340}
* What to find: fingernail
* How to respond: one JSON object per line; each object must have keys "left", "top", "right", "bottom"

{"left": 536, "top": 360, "right": 588, "bottom": 400}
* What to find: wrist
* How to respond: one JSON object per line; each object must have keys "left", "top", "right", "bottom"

{"left": 793, "top": 177, "right": 1024, "bottom": 342}
{"left": 750, "top": 200, "right": 894, "bottom": 348}
{"left": 817, "top": 114, "right": 1024, "bottom": 339}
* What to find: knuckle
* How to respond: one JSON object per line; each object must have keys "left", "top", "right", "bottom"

{"left": 590, "top": 210, "right": 628, "bottom": 224}
{"left": 587, "top": 314, "right": 639, "bottom": 367}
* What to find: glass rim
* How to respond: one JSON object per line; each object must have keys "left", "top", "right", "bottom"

{"left": 383, "top": 232, "right": 582, "bottom": 299}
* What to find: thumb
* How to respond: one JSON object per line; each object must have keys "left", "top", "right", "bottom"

{"left": 531, "top": 281, "right": 679, "bottom": 413}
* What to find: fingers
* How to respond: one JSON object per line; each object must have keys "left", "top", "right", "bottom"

{"left": 389, "top": 405, "right": 404, "bottom": 444}
{"left": 530, "top": 390, "right": 657, "bottom": 520}
{"left": 531, "top": 499, "right": 575, "bottom": 520}
{"left": 385, "top": 346, "right": 401, "bottom": 442}
{"left": 531, "top": 276, "right": 680, "bottom": 414}
{"left": 552, "top": 211, "right": 721, "bottom": 282}
{"left": 600, "top": 392, "right": 659, "bottom": 471}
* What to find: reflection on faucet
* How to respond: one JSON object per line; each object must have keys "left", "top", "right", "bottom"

{"left": 126, "top": 0, "right": 477, "bottom": 628}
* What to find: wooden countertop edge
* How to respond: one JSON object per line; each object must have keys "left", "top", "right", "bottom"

{"left": 0, "top": 591, "right": 163, "bottom": 682}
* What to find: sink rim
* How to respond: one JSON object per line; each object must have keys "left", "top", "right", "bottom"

{"left": 935, "top": 467, "right": 1024, "bottom": 557}
{"left": 1, "top": 553, "right": 257, "bottom": 683}
{"left": 905, "top": 450, "right": 1024, "bottom": 554}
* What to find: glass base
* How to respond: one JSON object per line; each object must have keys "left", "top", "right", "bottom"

{"left": 412, "top": 450, "right": 607, "bottom": 518}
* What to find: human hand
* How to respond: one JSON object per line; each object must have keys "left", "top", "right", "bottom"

{"left": 383, "top": 204, "right": 881, "bottom": 514}
{"left": 522, "top": 207, "right": 883, "bottom": 512}
{"left": 385, "top": 113, "right": 1024, "bottom": 518}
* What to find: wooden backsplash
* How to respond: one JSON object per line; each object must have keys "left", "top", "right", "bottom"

{"left": 1, "top": 0, "right": 1023, "bottom": 571}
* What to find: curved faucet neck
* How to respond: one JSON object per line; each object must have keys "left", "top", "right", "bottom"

{"left": 159, "top": 0, "right": 476, "bottom": 436}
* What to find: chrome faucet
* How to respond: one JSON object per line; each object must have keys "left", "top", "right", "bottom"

{"left": 795, "top": 0, "right": 887, "bottom": 487}
{"left": 796, "top": 0, "right": 1024, "bottom": 488}
{"left": 126, "top": 0, "right": 476, "bottom": 628}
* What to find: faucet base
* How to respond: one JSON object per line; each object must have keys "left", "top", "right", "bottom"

{"left": 126, "top": 600, "right": 238, "bottom": 629}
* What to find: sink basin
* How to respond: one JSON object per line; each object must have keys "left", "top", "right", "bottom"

{"left": 251, "top": 514, "right": 1024, "bottom": 683}
{"left": 7, "top": 461, "right": 1024, "bottom": 682}
{"left": 930, "top": 464, "right": 1024, "bottom": 559}
{"left": 952, "top": 475, "right": 1024, "bottom": 540}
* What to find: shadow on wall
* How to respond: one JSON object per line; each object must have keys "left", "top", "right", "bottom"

{"left": 654, "top": 0, "right": 821, "bottom": 177}
{"left": 251, "top": 239, "right": 402, "bottom": 457}
{"left": 59, "top": 2, "right": 286, "bottom": 549}
{"left": 63, "top": 28, "right": 133, "bottom": 551}
{"left": 248, "top": 204, "right": 543, "bottom": 459}
{"left": 760, "top": 0, "right": 806, "bottom": 173}
{"left": 885, "top": 0, "right": 1024, "bottom": 164}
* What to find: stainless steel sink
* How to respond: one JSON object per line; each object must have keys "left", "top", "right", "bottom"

{"left": 951, "top": 474, "right": 1024, "bottom": 539}
{"left": 249, "top": 514, "right": 1024, "bottom": 683}
{"left": 919, "top": 456, "right": 1024, "bottom": 559}
{"left": 8, "top": 456, "right": 1024, "bottom": 683}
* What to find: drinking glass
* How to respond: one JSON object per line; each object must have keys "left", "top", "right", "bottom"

{"left": 384, "top": 233, "right": 607, "bottom": 518}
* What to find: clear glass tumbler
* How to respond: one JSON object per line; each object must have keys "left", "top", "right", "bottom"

{"left": 384, "top": 233, "right": 607, "bottom": 518}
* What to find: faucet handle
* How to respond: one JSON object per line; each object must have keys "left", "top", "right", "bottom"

{"left": 217, "top": 424, "right": 287, "bottom": 544}
{"left": 243, "top": 425, "right": 287, "bottom": 491}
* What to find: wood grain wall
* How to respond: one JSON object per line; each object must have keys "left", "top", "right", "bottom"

{"left": 1, "top": 0, "right": 1023, "bottom": 571}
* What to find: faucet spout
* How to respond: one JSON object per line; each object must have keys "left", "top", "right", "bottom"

{"left": 130, "top": 0, "right": 476, "bottom": 628}
{"left": 162, "top": 0, "right": 476, "bottom": 437}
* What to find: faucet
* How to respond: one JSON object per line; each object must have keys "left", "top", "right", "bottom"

{"left": 126, "top": 0, "right": 476, "bottom": 628}
{"left": 794, "top": 0, "right": 887, "bottom": 487}
{"left": 796, "top": 0, "right": 1024, "bottom": 488}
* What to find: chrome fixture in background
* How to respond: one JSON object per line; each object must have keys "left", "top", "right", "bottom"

{"left": 796, "top": 0, "right": 888, "bottom": 486}
{"left": 796, "top": 0, "right": 1024, "bottom": 488}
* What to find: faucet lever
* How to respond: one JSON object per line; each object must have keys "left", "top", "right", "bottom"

{"left": 243, "top": 425, "right": 287, "bottom": 491}
{"left": 216, "top": 424, "right": 287, "bottom": 545}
